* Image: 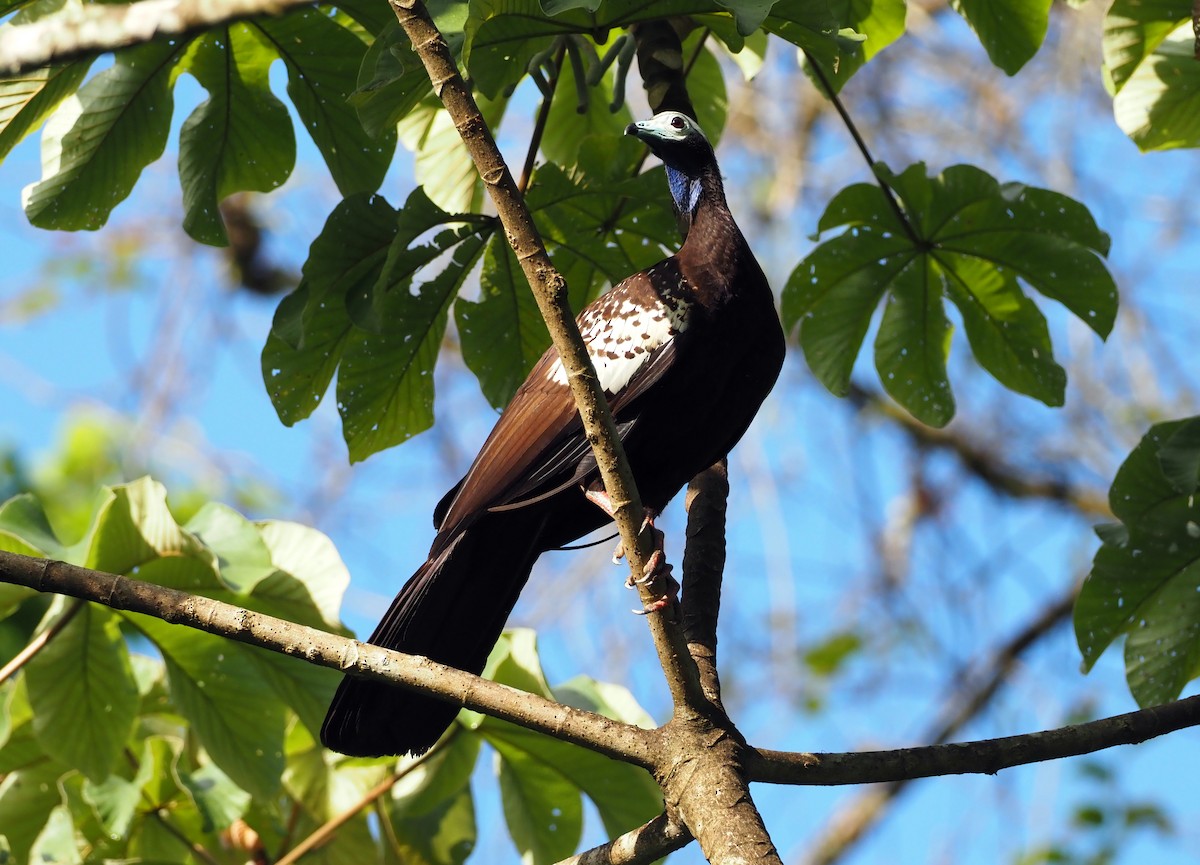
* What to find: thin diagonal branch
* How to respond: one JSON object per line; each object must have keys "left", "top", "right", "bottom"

{"left": 0, "top": 597, "right": 83, "bottom": 683}
{"left": 276, "top": 733, "right": 451, "bottom": 865}
{"left": 0, "top": 549, "right": 656, "bottom": 768}
{"left": 802, "top": 50, "right": 922, "bottom": 247}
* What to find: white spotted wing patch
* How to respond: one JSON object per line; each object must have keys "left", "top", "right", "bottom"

{"left": 547, "top": 263, "right": 691, "bottom": 394}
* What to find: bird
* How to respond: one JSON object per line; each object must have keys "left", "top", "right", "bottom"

{"left": 321, "top": 111, "right": 786, "bottom": 757}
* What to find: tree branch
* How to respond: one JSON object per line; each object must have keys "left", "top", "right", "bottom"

{"left": 0, "top": 0, "right": 314, "bottom": 77}
{"left": 557, "top": 812, "right": 692, "bottom": 865}
{"left": 681, "top": 461, "right": 729, "bottom": 709}
{"left": 747, "top": 693, "right": 1200, "bottom": 785}
{"left": 0, "top": 597, "right": 83, "bottom": 683}
{"left": 0, "top": 549, "right": 655, "bottom": 768}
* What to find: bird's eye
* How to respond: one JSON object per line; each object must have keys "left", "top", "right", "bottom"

{"left": 670, "top": 116, "right": 685, "bottom": 129}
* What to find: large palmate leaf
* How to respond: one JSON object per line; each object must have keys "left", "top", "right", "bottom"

{"left": 1076, "top": 417, "right": 1200, "bottom": 707}
{"left": 177, "top": 25, "right": 296, "bottom": 245}
{"left": 949, "top": 0, "right": 1050, "bottom": 75}
{"left": 22, "top": 40, "right": 184, "bottom": 230}
{"left": 783, "top": 163, "right": 1117, "bottom": 427}
{"left": 263, "top": 189, "right": 495, "bottom": 461}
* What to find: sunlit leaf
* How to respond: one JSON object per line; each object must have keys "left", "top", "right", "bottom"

{"left": 23, "top": 41, "right": 184, "bottom": 230}
{"left": 1076, "top": 417, "right": 1200, "bottom": 706}
{"left": 25, "top": 603, "right": 138, "bottom": 782}
{"left": 177, "top": 25, "right": 296, "bottom": 245}
{"left": 1112, "top": 21, "right": 1200, "bottom": 151}
{"left": 950, "top": 0, "right": 1050, "bottom": 74}
{"left": 1103, "top": 0, "right": 1190, "bottom": 93}
{"left": 0, "top": 59, "right": 92, "bottom": 162}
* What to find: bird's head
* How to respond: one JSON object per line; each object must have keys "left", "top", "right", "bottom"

{"left": 626, "top": 112, "right": 715, "bottom": 217}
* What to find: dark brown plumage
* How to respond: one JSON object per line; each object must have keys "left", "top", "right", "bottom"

{"left": 321, "top": 112, "right": 785, "bottom": 757}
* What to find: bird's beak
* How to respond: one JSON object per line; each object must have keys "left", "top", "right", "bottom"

{"left": 624, "top": 121, "right": 644, "bottom": 139}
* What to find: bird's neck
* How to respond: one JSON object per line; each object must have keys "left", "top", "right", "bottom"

{"left": 672, "top": 160, "right": 753, "bottom": 305}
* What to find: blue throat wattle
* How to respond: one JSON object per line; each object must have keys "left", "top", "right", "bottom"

{"left": 666, "top": 165, "right": 702, "bottom": 216}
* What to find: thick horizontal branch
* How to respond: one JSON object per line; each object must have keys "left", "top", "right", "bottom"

{"left": 747, "top": 693, "right": 1200, "bottom": 786}
{"left": 0, "top": 0, "right": 314, "bottom": 77}
{"left": 0, "top": 549, "right": 656, "bottom": 768}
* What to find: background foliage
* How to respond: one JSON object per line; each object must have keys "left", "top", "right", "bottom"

{"left": 1, "top": 0, "right": 1199, "bottom": 862}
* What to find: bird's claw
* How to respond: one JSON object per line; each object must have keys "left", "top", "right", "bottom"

{"left": 627, "top": 550, "right": 680, "bottom": 615}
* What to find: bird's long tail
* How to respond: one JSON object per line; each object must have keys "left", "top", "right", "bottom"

{"left": 320, "top": 515, "right": 544, "bottom": 757}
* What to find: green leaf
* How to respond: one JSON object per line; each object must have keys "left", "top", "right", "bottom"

{"left": 129, "top": 616, "right": 286, "bottom": 799}
{"left": 178, "top": 758, "right": 251, "bottom": 831}
{"left": 29, "top": 805, "right": 80, "bottom": 864}
{"left": 464, "top": 0, "right": 741, "bottom": 99}
{"left": 950, "top": 0, "right": 1050, "bottom": 74}
{"left": 1076, "top": 417, "right": 1200, "bottom": 706}
{"left": 492, "top": 736, "right": 583, "bottom": 864}
{"left": 392, "top": 730, "right": 482, "bottom": 815}
{"left": 0, "top": 492, "right": 65, "bottom": 559}
{"left": 805, "top": 0, "right": 906, "bottom": 88}
{"left": 185, "top": 502, "right": 276, "bottom": 592}
{"left": 0, "top": 762, "right": 63, "bottom": 863}
{"left": 338, "top": 204, "right": 489, "bottom": 461}
{"left": 397, "top": 92, "right": 507, "bottom": 213}
{"left": 1113, "top": 21, "right": 1200, "bottom": 151}
{"left": 254, "top": 9, "right": 394, "bottom": 195}
{"left": 1158, "top": 418, "right": 1200, "bottom": 494}
{"left": 0, "top": 58, "right": 93, "bottom": 162}
{"left": 178, "top": 25, "right": 296, "bottom": 245}
{"left": 784, "top": 163, "right": 1117, "bottom": 425}
{"left": 478, "top": 633, "right": 661, "bottom": 844}
{"left": 257, "top": 519, "right": 351, "bottom": 627}
{"left": 387, "top": 782, "right": 476, "bottom": 865}
{"left": 23, "top": 40, "right": 183, "bottom": 230}
{"left": 25, "top": 603, "right": 138, "bottom": 782}
{"left": 873, "top": 253, "right": 956, "bottom": 426}
{"left": 353, "top": 21, "right": 433, "bottom": 139}
{"left": 1103, "top": 0, "right": 1190, "bottom": 94}
{"left": 262, "top": 193, "right": 397, "bottom": 425}
{"left": 73, "top": 477, "right": 216, "bottom": 575}
{"left": 387, "top": 733, "right": 480, "bottom": 865}
{"left": 455, "top": 233, "right": 552, "bottom": 408}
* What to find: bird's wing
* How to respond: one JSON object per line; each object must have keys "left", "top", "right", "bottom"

{"left": 433, "top": 264, "right": 690, "bottom": 538}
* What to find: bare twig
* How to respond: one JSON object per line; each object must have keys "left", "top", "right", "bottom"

{"left": 0, "top": 597, "right": 84, "bottom": 683}
{"left": 802, "top": 50, "right": 922, "bottom": 247}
